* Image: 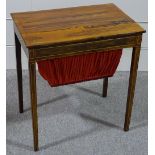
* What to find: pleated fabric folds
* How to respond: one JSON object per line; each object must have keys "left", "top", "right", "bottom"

{"left": 37, "top": 49, "right": 122, "bottom": 86}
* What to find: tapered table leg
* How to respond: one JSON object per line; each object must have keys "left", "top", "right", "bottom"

{"left": 29, "top": 62, "right": 39, "bottom": 151}
{"left": 15, "top": 33, "right": 24, "bottom": 113}
{"left": 102, "top": 77, "right": 108, "bottom": 97}
{"left": 124, "top": 45, "right": 141, "bottom": 131}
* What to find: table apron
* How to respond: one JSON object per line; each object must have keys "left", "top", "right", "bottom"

{"left": 29, "top": 35, "right": 142, "bottom": 62}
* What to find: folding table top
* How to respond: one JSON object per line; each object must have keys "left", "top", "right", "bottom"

{"left": 11, "top": 3, "right": 145, "bottom": 48}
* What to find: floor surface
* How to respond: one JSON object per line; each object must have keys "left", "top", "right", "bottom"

{"left": 6, "top": 70, "right": 148, "bottom": 155}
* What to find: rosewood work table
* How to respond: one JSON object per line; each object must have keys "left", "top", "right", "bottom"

{"left": 11, "top": 3, "right": 146, "bottom": 151}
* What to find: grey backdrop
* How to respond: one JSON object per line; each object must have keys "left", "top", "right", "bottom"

{"left": 6, "top": 0, "right": 148, "bottom": 71}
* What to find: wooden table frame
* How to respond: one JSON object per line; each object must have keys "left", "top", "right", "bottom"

{"left": 12, "top": 4, "right": 145, "bottom": 151}
{"left": 14, "top": 31, "right": 142, "bottom": 151}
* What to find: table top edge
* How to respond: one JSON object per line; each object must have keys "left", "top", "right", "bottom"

{"left": 24, "top": 31, "right": 145, "bottom": 49}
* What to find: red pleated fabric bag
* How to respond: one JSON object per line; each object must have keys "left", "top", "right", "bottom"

{"left": 37, "top": 49, "right": 122, "bottom": 87}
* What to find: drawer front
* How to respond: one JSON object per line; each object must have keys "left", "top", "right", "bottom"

{"left": 33, "top": 35, "right": 142, "bottom": 61}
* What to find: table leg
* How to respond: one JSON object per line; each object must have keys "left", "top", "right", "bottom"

{"left": 15, "top": 33, "right": 23, "bottom": 113}
{"left": 29, "top": 62, "right": 39, "bottom": 151}
{"left": 102, "top": 77, "right": 108, "bottom": 97}
{"left": 124, "top": 46, "right": 141, "bottom": 131}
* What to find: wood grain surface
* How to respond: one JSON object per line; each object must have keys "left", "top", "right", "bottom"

{"left": 11, "top": 3, "right": 145, "bottom": 48}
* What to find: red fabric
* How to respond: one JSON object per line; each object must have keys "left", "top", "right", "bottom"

{"left": 37, "top": 50, "right": 122, "bottom": 87}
